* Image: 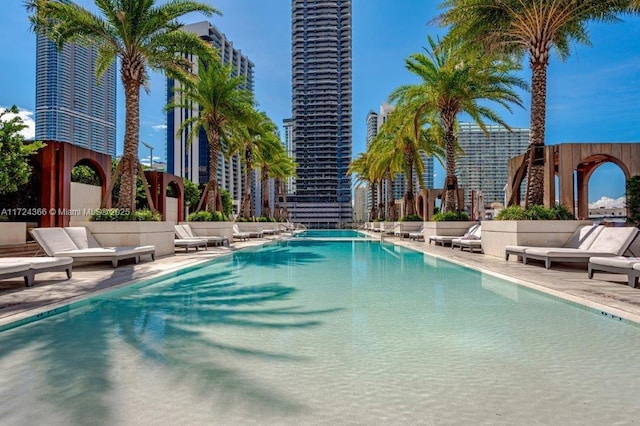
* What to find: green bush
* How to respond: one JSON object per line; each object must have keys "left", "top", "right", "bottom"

{"left": 496, "top": 204, "right": 575, "bottom": 220}
{"left": 187, "top": 210, "right": 227, "bottom": 222}
{"left": 400, "top": 214, "right": 423, "bottom": 221}
{"left": 91, "top": 208, "right": 160, "bottom": 221}
{"left": 0, "top": 215, "right": 8, "bottom": 222}
{"left": 496, "top": 205, "right": 527, "bottom": 220}
{"left": 433, "top": 211, "right": 470, "bottom": 221}
{"left": 627, "top": 176, "right": 640, "bottom": 227}
{"left": 256, "top": 216, "right": 275, "bottom": 222}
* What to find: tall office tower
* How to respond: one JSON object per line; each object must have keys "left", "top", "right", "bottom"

{"left": 167, "top": 21, "right": 254, "bottom": 210}
{"left": 365, "top": 110, "right": 378, "bottom": 147}
{"left": 290, "top": 0, "right": 352, "bottom": 228}
{"left": 456, "top": 122, "right": 530, "bottom": 208}
{"left": 353, "top": 184, "right": 367, "bottom": 224}
{"left": 35, "top": 31, "right": 116, "bottom": 156}
{"left": 282, "top": 118, "right": 296, "bottom": 195}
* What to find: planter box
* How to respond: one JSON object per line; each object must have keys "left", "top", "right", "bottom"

{"left": 235, "top": 222, "right": 280, "bottom": 233}
{"left": 0, "top": 222, "right": 26, "bottom": 246}
{"left": 75, "top": 221, "right": 175, "bottom": 257}
{"left": 396, "top": 222, "right": 423, "bottom": 233}
{"left": 181, "top": 221, "right": 234, "bottom": 238}
{"left": 481, "top": 220, "right": 592, "bottom": 259}
{"left": 423, "top": 221, "right": 477, "bottom": 240}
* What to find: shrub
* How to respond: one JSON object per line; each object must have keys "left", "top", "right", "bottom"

{"left": 91, "top": 208, "right": 160, "bottom": 221}
{"left": 433, "top": 211, "right": 470, "bottom": 221}
{"left": 0, "top": 215, "right": 8, "bottom": 222}
{"left": 256, "top": 216, "right": 275, "bottom": 222}
{"left": 496, "top": 204, "right": 575, "bottom": 220}
{"left": 187, "top": 210, "right": 227, "bottom": 222}
{"left": 400, "top": 214, "right": 423, "bottom": 222}
{"left": 627, "top": 176, "right": 640, "bottom": 227}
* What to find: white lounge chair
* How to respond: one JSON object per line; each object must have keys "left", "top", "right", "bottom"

{"left": 31, "top": 227, "right": 155, "bottom": 267}
{"left": 588, "top": 256, "right": 640, "bottom": 288}
{"left": 0, "top": 256, "right": 72, "bottom": 287}
{"left": 451, "top": 225, "right": 482, "bottom": 251}
{"left": 408, "top": 224, "right": 425, "bottom": 241}
{"left": 429, "top": 224, "right": 479, "bottom": 247}
{"left": 232, "top": 224, "right": 252, "bottom": 241}
{"left": 523, "top": 226, "right": 639, "bottom": 269}
{"left": 505, "top": 224, "right": 602, "bottom": 261}
{"left": 176, "top": 224, "right": 229, "bottom": 247}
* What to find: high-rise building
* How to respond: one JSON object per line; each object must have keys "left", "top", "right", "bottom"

{"left": 282, "top": 118, "right": 296, "bottom": 196}
{"left": 290, "top": 0, "right": 352, "bottom": 228}
{"left": 35, "top": 31, "right": 116, "bottom": 156}
{"left": 167, "top": 21, "right": 254, "bottom": 211}
{"left": 456, "top": 122, "right": 530, "bottom": 208}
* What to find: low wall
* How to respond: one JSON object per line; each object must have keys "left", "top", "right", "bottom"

{"left": 75, "top": 221, "right": 175, "bottom": 257}
{"left": 423, "top": 221, "right": 477, "bottom": 240}
{"left": 0, "top": 222, "right": 26, "bottom": 246}
{"left": 182, "top": 221, "right": 234, "bottom": 238}
{"left": 166, "top": 197, "right": 179, "bottom": 223}
{"left": 481, "top": 220, "right": 592, "bottom": 259}
{"left": 70, "top": 182, "right": 102, "bottom": 223}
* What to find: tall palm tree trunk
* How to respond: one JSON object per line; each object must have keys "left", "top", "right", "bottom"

{"left": 261, "top": 166, "right": 271, "bottom": 218}
{"left": 369, "top": 182, "right": 377, "bottom": 221}
{"left": 386, "top": 172, "right": 396, "bottom": 221}
{"left": 526, "top": 60, "right": 548, "bottom": 207}
{"left": 273, "top": 178, "right": 281, "bottom": 221}
{"left": 116, "top": 76, "right": 141, "bottom": 210}
{"left": 240, "top": 148, "right": 253, "bottom": 219}
{"left": 443, "top": 117, "right": 458, "bottom": 212}
{"left": 378, "top": 179, "right": 385, "bottom": 220}
{"left": 404, "top": 149, "right": 416, "bottom": 217}
{"left": 198, "top": 129, "right": 222, "bottom": 213}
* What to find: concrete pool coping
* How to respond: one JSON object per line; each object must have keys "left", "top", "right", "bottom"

{"left": 1, "top": 232, "right": 640, "bottom": 329}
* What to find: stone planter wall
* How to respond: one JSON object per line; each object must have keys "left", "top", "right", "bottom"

{"left": 423, "top": 221, "right": 478, "bottom": 240}
{"left": 75, "top": 221, "right": 175, "bottom": 257}
{"left": 481, "top": 220, "right": 593, "bottom": 259}
{"left": 70, "top": 182, "right": 101, "bottom": 223}
{"left": 236, "top": 222, "right": 280, "bottom": 233}
{"left": 181, "top": 221, "right": 234, "bottom": 238}
{"left": 396, "top": 222, "right": 423, "bottom": 233}
{"left": 0, "top": 222, "right": 27, "bottom": 246}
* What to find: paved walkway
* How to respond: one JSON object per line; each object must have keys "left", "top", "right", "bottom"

{"left": 1, "top": 232, "right": 640, "bottom": 329}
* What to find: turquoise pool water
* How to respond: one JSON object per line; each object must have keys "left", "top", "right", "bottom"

{"left": 1, "top": 240, "right": 639, "bottom": 425}
{"left": 293, "top": 229, "right": 366, "bottom": 238}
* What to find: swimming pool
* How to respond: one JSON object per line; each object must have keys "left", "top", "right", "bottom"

{"left": 1, "top": 240, "right": 639, "bottom": 424}
{"left": 293, "top": 229, "right": 367, "bottom": 238}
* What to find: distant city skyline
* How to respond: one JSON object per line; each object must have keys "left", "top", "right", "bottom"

{"left": 2, "top": 0, "right": 640, "bottom": 206}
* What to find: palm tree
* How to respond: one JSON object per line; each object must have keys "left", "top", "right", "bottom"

{"left": 271, "top": 151, "right": 297, "bottom": 221}
{"left": 391, "top": 36, "right": 525, "bottom": 212}
{"left": 256, "top": 130, "right": 286, "bottom": 219}
{"left": 376, "top": 107, "right": 445, "bottom": 217}
{"left": 169, "top": 58, "right": 254, "bottom": 213}
{"left": 231, "top": 109, "right": 276, "bottom": 220}
{"left": 368, "top": 131, "right": 403, "bottom": 221}
{"left": 439, "top": 0, "right": 631, "bottom": 206}
{"left": 28, "top": 0, "right": 219, "bottom": 212}
{"left": 348, "top": 152, "right": 378, "bottom": 222}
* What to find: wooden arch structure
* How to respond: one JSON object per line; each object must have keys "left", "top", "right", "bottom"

{"left": 145, "top": 171, "right": 185, "bottom": 223}
{"left": 38, "top": 141, "right": 112, "bottom": 227}
{"left": 506, "top": 143, "right": 640, "bottom": 219}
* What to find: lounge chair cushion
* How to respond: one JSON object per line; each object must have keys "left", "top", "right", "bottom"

{"left": 31, "top": 228, "right": 78, "bottom": 255}
{"left": 64, "top": 226, "right": 102, "bottom": 249}
{"left": 525, "top": 227, "right": 638, "bottom": 258}
{"left": 589, "top": 256, "right": 640, "bottom": 269}
{"left": 24, "top": 256, "right": 73, "bottom": 270}
{"left": 0, "top": 261, "right": 31, "bottom": 275}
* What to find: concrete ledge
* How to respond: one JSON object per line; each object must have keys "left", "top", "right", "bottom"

{"left": 481, "top": 220, "right": 592, "bottom": 259}
{"left": 0, "top": 222, "right": 26, "bottom": 246}
{"left": 182, "top": 221, "right": 234, "bottom": 238}
{"left": 423, "top": 221, "right": 477, "bottom": 239}
{"left": 75, "top": 221, "right": 175, "bottom": 257}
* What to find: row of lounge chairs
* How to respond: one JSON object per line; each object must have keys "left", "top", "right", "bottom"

{"left": 1, "top": 221, "right": 300, "bottom": 287}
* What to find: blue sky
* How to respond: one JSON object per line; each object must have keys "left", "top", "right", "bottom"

{"left": 2, "top": 1, "right": 640, "bottom": 205}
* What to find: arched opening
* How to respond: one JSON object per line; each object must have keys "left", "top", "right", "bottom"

{"left": 70, "top": 159, "right": 105, "bottom": 222}
{"left": 582, "top": 160, "right": 627, "bottom": 223}
{"left": 166, "top": 181, "right": 182, "bottom": 223}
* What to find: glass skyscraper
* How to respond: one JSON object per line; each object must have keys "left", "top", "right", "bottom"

{"left": 35, "top": 33, "right": 116, "bottom": 156}
{"left": 289, "top": 0, "right": 352, "bottom": 228}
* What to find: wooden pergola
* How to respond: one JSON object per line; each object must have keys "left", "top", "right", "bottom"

{"left": 506, "top": 143, "right": 640, "bottom": 219}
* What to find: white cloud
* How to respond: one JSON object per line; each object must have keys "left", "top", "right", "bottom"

{"left": 0, "top": 106, "right": 36, "bottom": 140}
{"left": 152, "top": 124, "right": 167, "bottom": 132}
{"left": 140, "top": 156, "right": 163, "bottom": 166}
{"left": 589, "top": 196, "right": 626, "bottom": 209}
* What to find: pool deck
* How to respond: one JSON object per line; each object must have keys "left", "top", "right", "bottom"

{"left": 1, "top": 232, "right": 640, "bottom": 329}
